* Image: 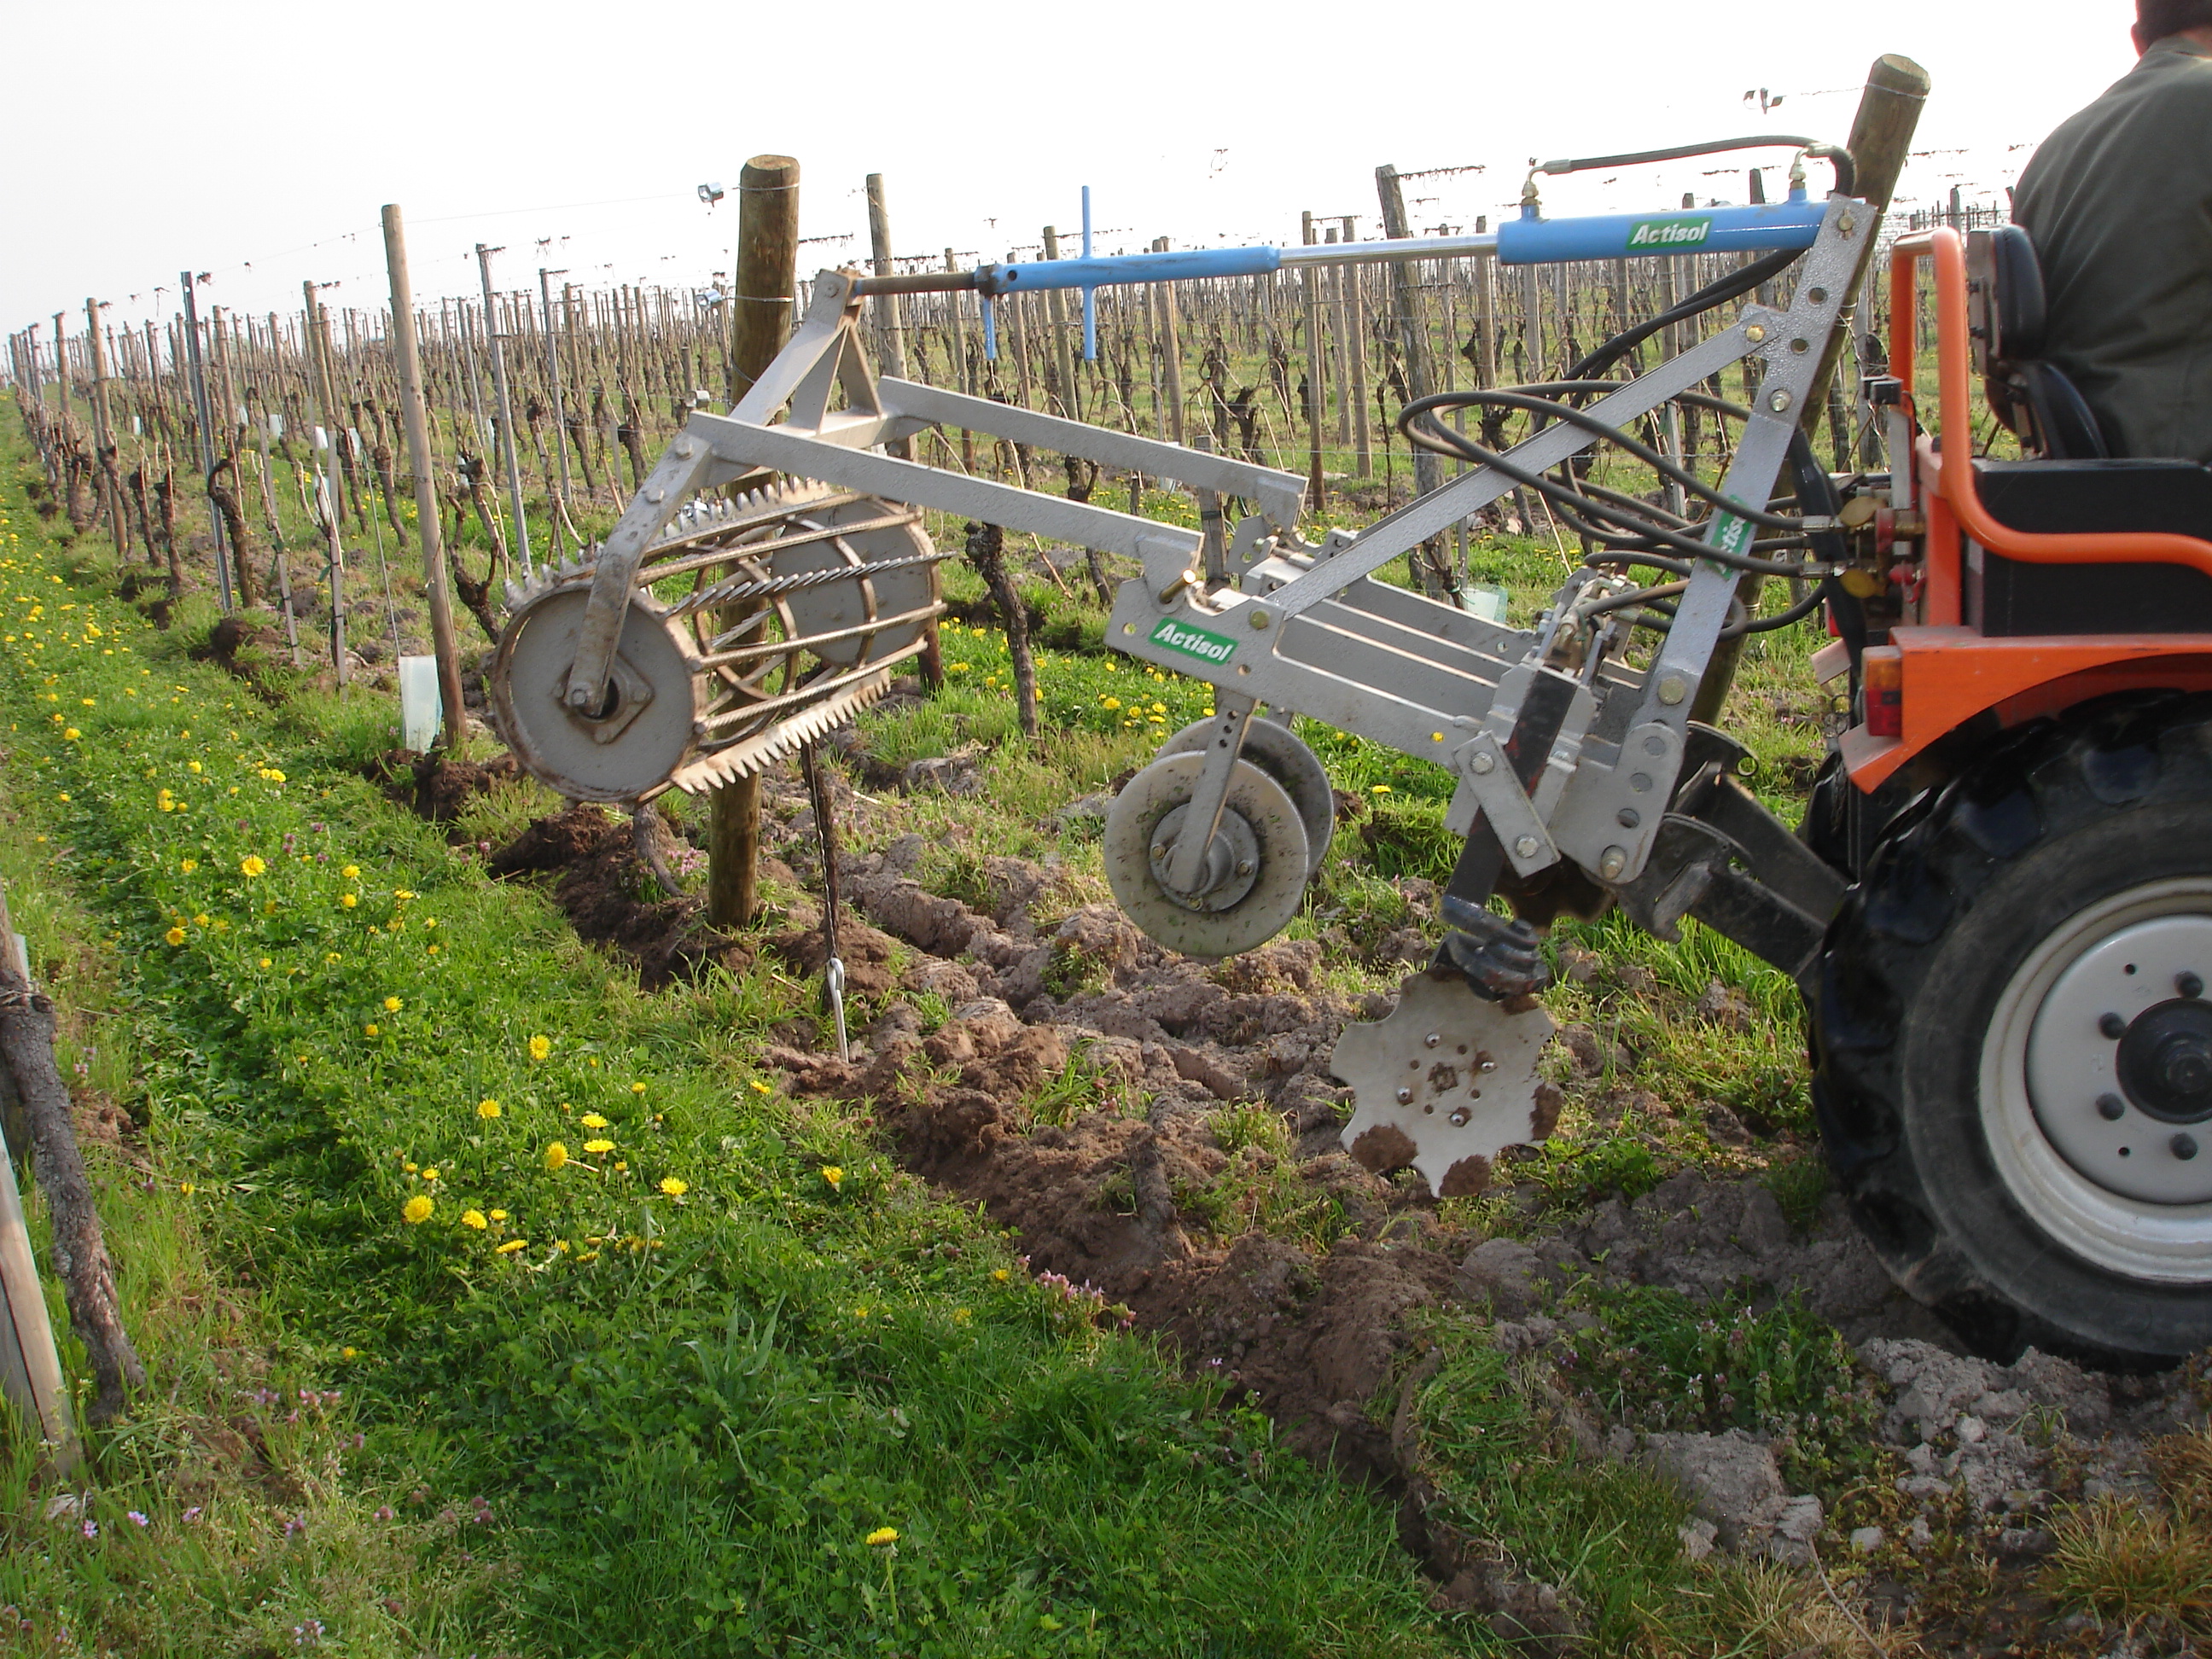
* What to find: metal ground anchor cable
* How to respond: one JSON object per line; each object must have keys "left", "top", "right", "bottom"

{"left": 799, "top": 741, "right": 849, "bottom": 1061}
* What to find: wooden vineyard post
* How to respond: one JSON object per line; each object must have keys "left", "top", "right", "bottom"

{"left": 709, "top": 154, "right": 800, "bottom": 932}
{"left": 382, "top": 205, "right": 470, "bottom": 754}
{"left": 1342, "top": 217, "right": 1372, "bottom": 478}
{"left": 178, "top": 273, "right": 235, "bottom": 610}
{"left": 867, "top": 177, "right": 940, "bottom": 682}
{"left": 1151, "top": 238, "right": 1186, "bottom": 446}
{"left": 1376, "top": 166, "right": 1448, "bottom": 596}
{"left": 83, "top": 299, "right": 126, "bottom": 559}
{"left": 0, "top": 893, "right": 76, "bottom": 1471}
{"left": 303, "top": 282, "right": 349, "bottom": 683}
{"left": 1298, "top": 213, "right": 1324, "bottom": 511}
{"left": 1688, "top": 51, "right": 1930, "bottom": 726}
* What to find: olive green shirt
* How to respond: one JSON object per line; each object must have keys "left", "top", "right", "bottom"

{"left": 2012, "top": 37, "right": 2212, "bottom": 464}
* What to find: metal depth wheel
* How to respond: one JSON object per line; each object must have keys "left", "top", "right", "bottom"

{"left": 1157, "top": 713, "right": 1335, "bottom": 878}
{"left": 1812, "top": 694, "right": 2212, "bottom": 1367}
{"left": 491, "top": 585, "right": 704, "bottom": 802}
{"left": 1103, "top": 752, "right": 1310, "bottom": 959}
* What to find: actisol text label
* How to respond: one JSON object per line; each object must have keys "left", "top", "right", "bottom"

{"left": 1626, "top": 216, "right": 1713, "bottom": 251}
{"left": 1150, "top": 616, "right": 1238, "bottom": 665}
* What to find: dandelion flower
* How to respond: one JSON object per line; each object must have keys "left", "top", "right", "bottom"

{"left": 364, "top": 1022, "right": 380, "bottom": 1037}
{"left": 340, "top": 893, "right": 358, "bottom": 909}
{"left": 477, "top": 1098, "right": 501, "bottom": 1120}
{"left": 342, "top": 864, "right": 360, "bottom": 879}
{"left": 187, "top": 760, "right": 202, "bottom": 774}
{"left": 953, "top": 1307, "right": 972, "bottom": 1324}
{"left": 164, "top": 926, "right": 186, "bottom": 946}
{"left": 494, "top": 1239, "right": 526, "bottom": 1254}
{"left": 583, "top": 1138, "right": 614, "bottom": 1155}
{"left": 631, "top": 1081, "right": 647, "bottom": 1095}
{"left": 403, "top": 1195, "right": 434, "bottom": 1225}
{"left": 544, "top": 1143, "right": 569, "bottom": 1171}
{"left": 527, "top": 1034, "right": 550, "bottom": 1062}
{"left": 239, "top": 855, "right": 266, "bottom": 877}
{"left": 866, "top": 1527, "right": 899, "bottom": 1546}
{"left": 192, "top": 913, "right": 209, "bottom": 927}
{"left": 579, "top": 1113, "right": 608, "bottom": 1130}
{"left": 822, "top": 1165, "right": 844, "bottom": 1190}
{"left": 383, "top": 996, "right": 402, "bottom": 1012}
{"left": 613, "top": 1161, "right": 627, "bottom": 1173}
{"left": 991, "top": 1267, "right": 1010, "bottom": 1283}
{"left": 1100, "top": 696, "right": 1121, "bottom": 710}
{"left": 659, "top": 1177, "right": 688, "bottom": 1197}
{"left": 748, "top": 1080, "right": 771, "bottom": 1095}
{"left": 489, "top": 1209, "right": 508, "bottom": 1222}
{"left": 341, "top": 1347, "right": 357, "bottom": 1359}
{"left": 259, "top": 957, "right": 271, "bottom": 968}
{"left": 1371, "top": 783, "right": 1392, "bottom": 794}
{"left": 421, "top": 1167, "right": 439, "bottom": 1182}
{"left": 180, "top": 858, "right": 198, "bottom": 873}
{"left": 461, "top": 1209, "right": 487, "bottom": 1231}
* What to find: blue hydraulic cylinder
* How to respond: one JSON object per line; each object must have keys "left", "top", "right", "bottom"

{"left": 1495, "top": 195, "right": 1825, "bottom": 265}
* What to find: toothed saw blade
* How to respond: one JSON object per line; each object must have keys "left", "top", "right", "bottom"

{"left": 1331, "top": 971, "right": 1561, "bottom": 1197}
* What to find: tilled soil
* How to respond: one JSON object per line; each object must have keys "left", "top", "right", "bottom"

{"left": 465, "top": 763, "right": 2209, "bottom": 1652}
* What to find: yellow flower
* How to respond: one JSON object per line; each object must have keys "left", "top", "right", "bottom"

{"left": 383, "top": 996, "right": 402, "bottom": 1012}
{"left": 341, "top": 1347, "right": 357, "bottom": 1359}
{"left": 528, "top": 1035, "right": 550, "bottom": 1062}
{"left": 583, "top": 1138, "right": 614, "bottom": 1155}
{"left": 953, "top": 1308, "right": 972, "bottom": 1325}
{"left": 342, "top": 864, "right": 360, "bottom": 879}
{"left": 259, "top": 957, "right": 271, "bottom": 968}
{"left": 164, "top": 926, "right": 186, "bottom": 946}
{"left": 579, "top": 1114, "right": 608, "bottom": 1130}
{"left": 462, "top": 1209, "right": 487, "bottom": 1231}
{"left": 421, "top": 1167, "right": 439, "bottom": 1182}
{"left": 748, "top": 1080, "right": 771, "bottom": 1095}
{"left": 1100, "top": 696, "right": 1121, "bottom": 710}
{"left": 477, "top": 1098, "right": 501, "bottom": 1120}
{"left": 495, "top": 1239, "right": 527, "bottom": 1254}
{"left": 822, "top": 1166, "right": 844, "bottom": 1190}
{"left": 192, "top": 913, "right": 209, "bottom": 928}
{"left": 1371, "top": 783, "right": 1392, "bottom": 794}
{"left": 991, "top": 1268, "right": 1010, "bottom": 1283}
{"left": 659, "top": 1177, "right": 687, "bottom": 1197}
{"left": 403, "top": 1195, "right": 434, "bottom": 1225}
{"left": 180, "top": 1181, "right": 195, "bottom": 1195}
{"left": 631, "top": 1082, "right": 647, "bottom": 1095}
{"left": 187, "top": 760, "right": 202, "bottom": 774}
{"left": 489, "top": 1209, "right": 508, "bottom": 1221}
{"left": 340, "top": 893, "right": 358, "bottom": 909}
{"left": 239, "top": 855, "right": 265, "bottom": 877}
{"left": 866, "top": 1527, "right": 899, "bottom": 1546}
{"left": 613, "top": 1161, "right": 627, "bottom": 1173}
{"left": 364, "top": 1023, "right": 380, "bottom": 1037}
{"left": 403, "top": 1161, "right": 417, "bottom": 1173}
{"left": 180, "top": 858, "right": 198, "bottom": 873}
{"left": 854, "top": 1307, "right": 870, "bottom": 1320}
{"left": 544, "top": 1143, "right": 568, "bottom": 1171}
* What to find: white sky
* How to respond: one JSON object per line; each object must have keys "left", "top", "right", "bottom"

{"left": 3, "top": 0, "right": 2137, "bottom": 344}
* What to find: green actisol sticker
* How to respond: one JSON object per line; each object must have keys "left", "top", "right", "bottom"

{"left": 1626, "top": 215, "right": 1712, "bottom": 251}
{"left": 1712, "top": 512, "right": 1752, "bottom": 557}
{"left": 1150, "top": 616, "right": 1238, "bottom": 665}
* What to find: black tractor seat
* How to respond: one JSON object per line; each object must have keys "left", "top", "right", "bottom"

{"left": 1959, "top": 228, "right": 2212, "bottom": 636}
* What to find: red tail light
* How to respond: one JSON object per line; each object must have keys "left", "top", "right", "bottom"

{"left": 1863, "top": 647, "right": 1903, "bottom": 737}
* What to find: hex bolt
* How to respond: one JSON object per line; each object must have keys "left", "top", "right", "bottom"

{"left": 1394, "top": 1086, "right": 1414, "bottom": 1105}
{"left": 1513, "top": 835, "right": 1540, "bottom": 859}
{"left": 1767, "top": 388, "right": 1793, "bottom": 414}
{"left": 2098, "top": 1093, "right": 2127, "bottom": 1121}
{"left": 2174, "top": 1132, "right": 2200, "bottom": 1161}
{"left": 1598, "top": 845, "right": 1628, "bottom": 880}
{"left": 1235, "top": 859, "right": 1254, "bottom": 877}
{"left": 1469, "top": 751, "right": 1497, "bottom": 775}
{"left": 2100, "top": 1012, "right": 2129, "bottom": 1039}
{"left": 1151, "top": 842, "right": 1167, "bottom": 860}
{"left": 2182, "top": 971, "right": 2206, "bottom": 1000}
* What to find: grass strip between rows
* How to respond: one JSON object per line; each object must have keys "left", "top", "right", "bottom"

{"left": 0, "top": 443, "right": 1463, "bottom": 1656}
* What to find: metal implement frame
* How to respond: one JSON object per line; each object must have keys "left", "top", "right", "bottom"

{"left": 552, "top": 191, "right": 1867, "bottom": 905}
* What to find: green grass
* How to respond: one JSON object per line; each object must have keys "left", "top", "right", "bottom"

{"left": 0, "top": 434, "right": 1469, "bottom": 1656}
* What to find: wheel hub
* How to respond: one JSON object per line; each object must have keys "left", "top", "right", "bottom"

{"left": 2023, "top": 911, "right": 2212, "bottom": 1207}
{"left": 2116, "top": 998, "right": 2212, "bottom": 1125}
{"left": 1145, "top": 802, "right": 1260, "bottom": 911}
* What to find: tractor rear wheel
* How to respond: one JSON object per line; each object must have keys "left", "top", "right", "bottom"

{"left": 1812, "top": 694, "right": 2212, "bottom": 1367}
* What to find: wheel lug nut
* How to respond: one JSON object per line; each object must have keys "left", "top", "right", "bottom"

{"left": 2181, "top": 971, "right": 2205, "bottom": 1000}
{"left": 2097, "top": 1093, "right": 2127, "bottom": 1121}
{"left": 2099, "top": 1012, "right": 2128, "bottom": 1039}
{"left": 2174, "top": 1133, "right": 2199, "bottom": 1161}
